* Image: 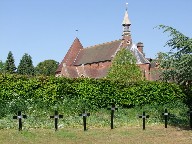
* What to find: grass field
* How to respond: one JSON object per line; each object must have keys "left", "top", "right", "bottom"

{"left": 1, "top": 125, "right": 192, "bottom": 144}
{"left": 0, "top": 103, "right": 190, "bottom": 143}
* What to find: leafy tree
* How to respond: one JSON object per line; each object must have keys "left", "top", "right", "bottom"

{"left": 35, "top": 60, "right": 59, "bottom": 76}
{"left": 155, "top": 52, "right": 168, "bottom": 64}
{"left": 17, "top": 53, "right": 35, "bottom": 75}
{"left": 107, "top": 48, "right": 143, "bottom": 82}
{"left": 157, "top": 25, "right": 192, "bottom": 87}
{"left": 4, "top": 51, "right": 16, "bottom": 74}
{"left": 0, "top": 60, "right": 5, "bottom": 73}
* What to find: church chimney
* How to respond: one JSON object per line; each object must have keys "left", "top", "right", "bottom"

{"left": 137, "top": 42, "right": 144, "bottom": 54}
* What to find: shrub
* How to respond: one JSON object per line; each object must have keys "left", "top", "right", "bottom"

{"left": 0, "top": 74, "right": 186, "bottom": 112}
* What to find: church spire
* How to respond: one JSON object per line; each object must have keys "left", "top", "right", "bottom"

{"left": 122, "top": 3, "right": 131, "bottom": 36}
{"left": 122, "top": 3, "right": 131, "bottom": 26}
{"left": 122, "top": 3, "right": 132, "bottom": 46}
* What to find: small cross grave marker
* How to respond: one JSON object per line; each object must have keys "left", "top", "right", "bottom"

{"left": 187, "top": 109, "right": 192, "bottom": 129}
{"left": 50, "top": 110, "right": 63, "bottom": 131}
{"left": 162, "top": 109, "right": 170, "bottom": 128}
{"left": 139, "top": 111, "right": 149, "bottom": 130}
{"left": 79, "top": 109, "right": 90, "bottom": 131}
{"left": 13, "top": 111, "right": 27, "bottom": 131}
{"left": 107, "top": 104, "right": 118, "bottom": 129}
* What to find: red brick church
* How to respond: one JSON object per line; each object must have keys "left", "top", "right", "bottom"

{"left": 56, "top": 7, "right": 159, "bottom": 80}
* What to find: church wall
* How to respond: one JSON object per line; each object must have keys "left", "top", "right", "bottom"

{"left": 138, "top": 64, "right": 150, "bottom": 80}
{"left": 59, "top": 61, "right": 157, "bottom": 81}
{"left": 150, "top": 68, "right": 161, "bottom": 81}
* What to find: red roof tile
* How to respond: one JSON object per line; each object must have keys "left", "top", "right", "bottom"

{"left": 56, "top": 37, "right": 83, "bottom": 73}
{"left": 73, "top": 40, "right": 122, "bottom": 66}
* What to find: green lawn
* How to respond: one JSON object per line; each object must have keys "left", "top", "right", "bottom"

{"left": 0, "top": 125, "right": 192, "bottom": 144}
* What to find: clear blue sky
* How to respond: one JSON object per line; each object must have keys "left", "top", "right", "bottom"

{"left": 0, "top": 0, "right": 192, "bottom": 66}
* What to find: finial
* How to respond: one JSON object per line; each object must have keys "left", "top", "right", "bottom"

{"left": 75, "top": 29, "right": 78, "bottom": 37}
{"left": 126, "top": 2, "right": 128, "bottom": 11}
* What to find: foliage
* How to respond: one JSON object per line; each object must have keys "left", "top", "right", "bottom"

{"left": 35, "top": 59, "right": 59, "bottom": 76}
{"left": 0, "top": 60, "right": 5, "bottom": 73}
{"left": 4, "top": 51, "right": 16, "bottom": 74}
{"left": 0, "top": 74, "right": 186, "bottom": 113}
{"left": 157, "top": 25, "right": 192, "bottom": 87}
{"left": 0, "top": 74, "right": 189, "bottom": 129}
{"left": 107, "top": 48, "right": 143, "bottom": 82}
{"left": 17, "top": 53, "right": 35, "bottom": 75}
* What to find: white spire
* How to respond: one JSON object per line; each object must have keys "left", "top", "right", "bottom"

{"left": 122, "top": 3, "right": 131, "bottom": 25}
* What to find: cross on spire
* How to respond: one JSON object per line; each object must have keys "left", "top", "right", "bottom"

{"left": 126, "top": 2, "right": 128, "bottom": 11}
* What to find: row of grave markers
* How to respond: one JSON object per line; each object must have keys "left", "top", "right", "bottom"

{"left": 13, "top": 105, "right": 192, "bottom": 131}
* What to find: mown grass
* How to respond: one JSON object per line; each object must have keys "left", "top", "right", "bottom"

{"left": 0, "top": 103, "right": 191, "bottom": 143}
{"left": 0, "top": 126, "right": 192, "bottom": 144}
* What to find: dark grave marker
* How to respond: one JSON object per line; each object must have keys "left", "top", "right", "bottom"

{"left": 139, "top": 111, "right": 149, "bottom": 130}
{"left": 79, "top": 109, "right": 90, "bottom": 131}
{"left": 13, "top": 111, "right": 27, "bottom": 131}
{"left": 162, "top": 109, "right": 170, "bottom": 128}
{"left": 107, "top": 104, "right": 118, "bottom": 129}
{"left": 188, "top": 109, "right": 192, "bottom": 129}
{"left": 50, "top": 111, "right": 63, "bottom": 131}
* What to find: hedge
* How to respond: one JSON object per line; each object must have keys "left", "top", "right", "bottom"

{"left": 0, "top": 74, "right": 186, "bottom": 112}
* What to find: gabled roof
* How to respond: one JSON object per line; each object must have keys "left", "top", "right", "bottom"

{"left": 56, "top": 38, "right": 150, "bottom": 76}
{"left": 56, "top": 37, "right": 83, "bottom": 73}
{"left": 73, "top": 40, "right": 122, "bottom": 66}
{"left": 130, "top": 44, "right": 150, "bottom": 64}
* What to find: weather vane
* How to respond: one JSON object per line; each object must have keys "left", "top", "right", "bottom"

{"left": 126, "top": 2, "right": 128, "bottom": 11}
{"left": 75, "top": 29, "right": 79, "bottom": 37}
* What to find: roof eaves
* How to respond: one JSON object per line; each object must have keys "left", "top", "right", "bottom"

{"left": 74, "top": 60, "right": 111, "bottom": 66}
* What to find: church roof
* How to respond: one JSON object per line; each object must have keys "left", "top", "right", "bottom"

{"left": 56, "top": 37, "right": 83, "bottom": 73}
{"left": 130, "top": 44, "right": 150, "bottom": 64}
{"left": 73, "top": 40, "right": 122, "bottom": 66}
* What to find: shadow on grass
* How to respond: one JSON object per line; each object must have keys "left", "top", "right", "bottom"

{"left": 167, "top": 114, "right": 191, "bottom": 131}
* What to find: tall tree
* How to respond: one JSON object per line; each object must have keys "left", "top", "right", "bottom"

{"left": 0, "top": 60, "right": 5, "bottom": 73}
{"left": 107, "top": 48, "right": 143, "bottom": 82}
{"left": 4, "top": 51, "right": 16, "bottom": 74}
{"left": 35, "top": 60, "right": 59, "bottom": 76}
{"left": 17, "top": 53, "right": 35, "bottom": 75}
{"left": 157, "top": 25, "right": 192, "bottom": 87}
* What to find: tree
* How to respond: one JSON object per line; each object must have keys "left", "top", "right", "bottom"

{"left": 107, "top": 48, "right": 143, "bottom": 82}
{"left": 35, "top": 60, "right": 59, "bottom": 76}
{"left": 17, "top": 53, "right": 35, "bottom": 75}
{"left": 0, "top": 60, "right": 5, "bottom": 73}
{"left": 4, "top": 51, "right": 16, "bottom": 74}
{"left": 157, "top": 25, "right": 192, "bottom": 87}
